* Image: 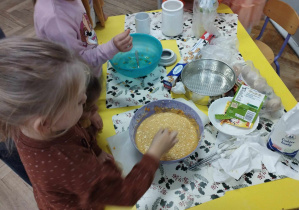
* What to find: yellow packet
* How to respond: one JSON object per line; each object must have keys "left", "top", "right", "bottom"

{"left": 220, "top": 101, "right": 254, "bottom": 129}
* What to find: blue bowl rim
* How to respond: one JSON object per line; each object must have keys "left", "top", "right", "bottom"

{"left": 109, "top": 33, "right": 163, "bottom": 72}
{"left": 129, "top": 99, "right": 204, "bottom": 164}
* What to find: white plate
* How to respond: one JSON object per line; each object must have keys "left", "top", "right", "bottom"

{"left": 208, "top": 97, "right": 259, "bottom": 136}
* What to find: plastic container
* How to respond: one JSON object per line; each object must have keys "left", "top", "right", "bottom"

{"left": 109, "top": 33, "right": 162, "bottom": 78}
{"left": 267, "top": 103, "right": 299, "bottom": 157}
{"left": 162, "top": 0, "right": 184, "bottom": 36}
{"left": 192, "top": 0, "right": 218, "bottom": 38}
{"left": 135, "top": 12, "right": 151, "bottom": 34}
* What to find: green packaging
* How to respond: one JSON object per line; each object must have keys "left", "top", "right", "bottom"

{"left": 215, "top": 85, "right": 266, "bottom": 123}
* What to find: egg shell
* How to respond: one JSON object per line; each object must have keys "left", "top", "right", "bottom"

{"left": 266, "top": 95, "right": 282, "bottom": 111}
{"left": 253, "top": 77, "right": 268, "bottom": 92}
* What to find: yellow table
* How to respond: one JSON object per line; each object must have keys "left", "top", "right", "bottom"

{"left": 95, "top": 4, "right": 299, "bottom": 210}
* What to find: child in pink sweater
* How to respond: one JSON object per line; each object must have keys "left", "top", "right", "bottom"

{"left": 34, "top": 0, "right": 132, "bottom": 77}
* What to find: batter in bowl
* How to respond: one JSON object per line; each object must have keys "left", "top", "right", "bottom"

{"left": 135, "top": 110, "right": 200, "bottom": 161}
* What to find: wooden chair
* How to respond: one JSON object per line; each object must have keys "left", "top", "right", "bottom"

{"left": 255, "top": 0, "right": 299, "bottom": 75}
{"left": 93, "top": 0, "right": 106, "bottom": 27}
{"left": 82, "top": 0, "right": 106, "bottom": 27}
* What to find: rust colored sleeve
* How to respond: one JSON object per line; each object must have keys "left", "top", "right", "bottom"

{"left": 79, "top": 154, "right": 160, "bottom": 208}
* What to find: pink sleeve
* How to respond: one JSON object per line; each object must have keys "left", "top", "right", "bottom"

{"left": 42, "top": 17, "right": 119, "bottom": 68}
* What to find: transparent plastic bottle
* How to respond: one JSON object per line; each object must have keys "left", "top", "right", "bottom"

{"left": 192, "top": 0, "right": 218, "bottom": 38}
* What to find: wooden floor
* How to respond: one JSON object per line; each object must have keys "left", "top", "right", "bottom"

{"left": 0, "top": 0, "right": 298, "bottom": 209}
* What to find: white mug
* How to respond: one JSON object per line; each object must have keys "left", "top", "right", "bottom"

{"left": 135, "top": 12, "right": 151, "bottom": 34}
{"left": 162, "top": 0, "right": 184, "bottom": 36}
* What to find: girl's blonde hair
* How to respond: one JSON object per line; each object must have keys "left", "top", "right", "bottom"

{"left": 0, "top": 37, "right": 90, "bottom": 142}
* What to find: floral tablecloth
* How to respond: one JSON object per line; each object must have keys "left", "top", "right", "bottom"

{"left": 105, "top": 8, "right": 299, "bottom": 210}
{"left": 125, "top": 12, "right": 238, "bottom": 41}
{"left": 106, "top": 13, "right": 239, "bottom": 109}
{"left": 112, "top": 109, "right": 299, "bottom": 210}
{"left": 106, "top": 64, "right": 171, "bottom": 109}
{"left": 126, "top": 12, "right": 238, "bottom": 63}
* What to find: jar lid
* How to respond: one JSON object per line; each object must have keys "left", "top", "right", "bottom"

{"left": 159, "top": 49, "right": 177, "bottom": 66}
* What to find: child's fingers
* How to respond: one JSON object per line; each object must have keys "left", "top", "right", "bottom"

{"left": 169, "top": 131, "right": 178, "bottom": 140}
{"left": 125, "top": 29, "right": 130, "bottom": 35}
{"left": 94, "top": 122, "right": 100, "bottom": 129}
{"left": 116, "top": 34, "right": 132, "bottom": 52}
{"left": 116, "top": 31, "right": 128, "bottom": 41}
{"left": 128, "top": 36, "right": 133, "bottom": 46}
{"left": 119, "top": 33, "right": 131, "bottom": 44}
{"left": 118, "top": 42, "right": 132, "bottom": 52}
{"left": 106, "top": 154, "right": 114, "bottom": 160}
{"left": 94, "top": 119, "right": 102, "bottom": 130}
{"left": 156, "top": 128, "right": 164, "bottom": 135}
{"left": 98, "top": 121, "right": 103, "bottom": 130}
{"left": 116, "top": 29, "right": 131, "bottom": 42}
{"left": 122, "top": 44, "right": 132, "bottom": 52}
{"left": 120, "top": 36, "right": 133, "bottom": 50}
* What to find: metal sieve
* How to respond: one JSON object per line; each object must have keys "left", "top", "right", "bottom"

{"left": 181, "top": 59, "right": 236, "bottom": 105}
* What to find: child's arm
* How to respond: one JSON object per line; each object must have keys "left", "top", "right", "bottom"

{"left": 78, "top": 129, "right": 178, "bottom": 208}
{"left": 16, "top": 127, "right": 177, "bottom": 209}
{"left": 89, "top": 112, "right": 103, "bottom": 131}
{"left": 40, "top": 18, "right": 131, "bottom": 72}
{"left": 80, "top": 154, "right": 159, "bottom": 207}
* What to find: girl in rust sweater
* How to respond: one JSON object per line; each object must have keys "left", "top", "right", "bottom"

{"left": 0, "top": 37, "right": 178, "bottom": 210}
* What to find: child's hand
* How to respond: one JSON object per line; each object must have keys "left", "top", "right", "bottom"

{"left": 146, "top": 129, "right": 178, "bottom": 160}
{"left": 90, "top": 112, "right": 103, "bottom": 131}
{"left": 97, "top": 151, "right": 114, "bottom": 163}
{"left": 113, "top": 29, "right": 133, "bottom": 52}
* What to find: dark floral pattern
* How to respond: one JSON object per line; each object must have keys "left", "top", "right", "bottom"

{"left": 214, "top": 14, "right": 238, "bottom": 37}
{"left": 106, "top": 64, "right": 171, "bottom": 108}
{"left": 125, "top": 12, "right": 238, "bottom": 41}
{"left": 257, "top": 117, "right": 274, "bottom": 133}
{"left": 112, "top": 108, "right": 298, "bottom": 210}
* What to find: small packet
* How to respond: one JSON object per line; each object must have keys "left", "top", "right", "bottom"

{"left": 182, "top": 32, "right": 214, "bottom": 63}
{"left": 215, "top": 85, "right": 266, "bottom": 124}
{"left": 220, "top": 101, "right": 254, "bottom": 128}
{"left": 163, "top": 63, "right": 186, "bottom": 90}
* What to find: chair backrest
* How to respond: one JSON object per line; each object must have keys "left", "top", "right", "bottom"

{"left": 263, "top": 0, "right": 299, "bottom": 35}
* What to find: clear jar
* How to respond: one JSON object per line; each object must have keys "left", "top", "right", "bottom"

{"left": 192, "top": 0, "right": 218, "bottom": 38}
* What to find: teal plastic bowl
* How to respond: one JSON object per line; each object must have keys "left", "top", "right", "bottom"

{"left": 109, "top": 33, "right": 163, "bottom": 78}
